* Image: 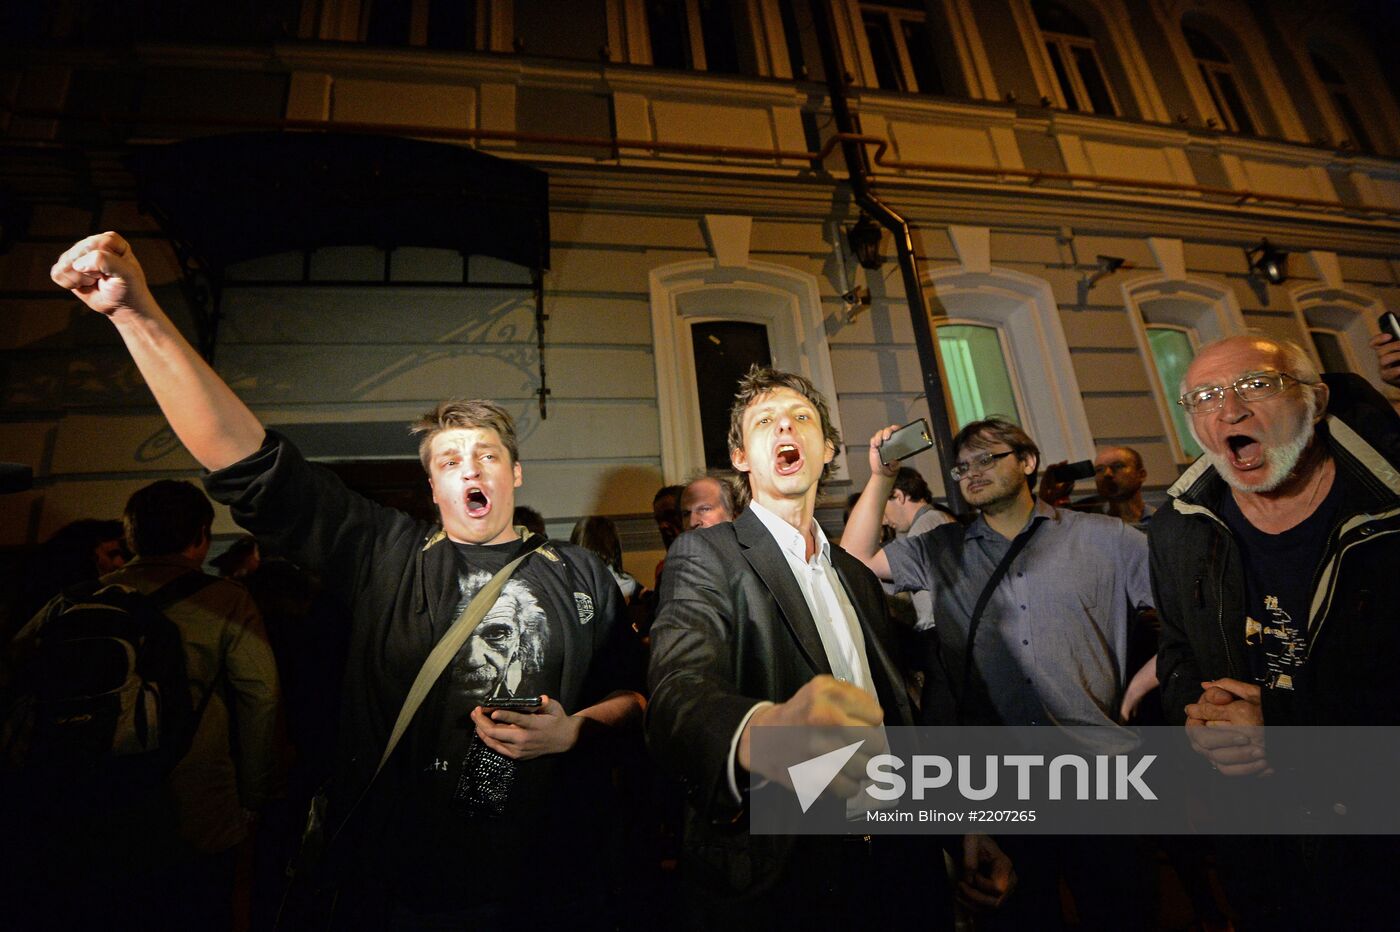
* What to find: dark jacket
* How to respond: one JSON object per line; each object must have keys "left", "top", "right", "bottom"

{"left": 646, "top": 509, "right": 914, "bottom": 899}
{"left": 204, "top": 433, "right": 629, "bottom": 824}
{"left": 1152, "top": 410, "right": 1400, "bottom": 727}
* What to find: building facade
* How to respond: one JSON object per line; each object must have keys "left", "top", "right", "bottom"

{"left": 3, "top": 0, "right": 1399, "bottom": 584}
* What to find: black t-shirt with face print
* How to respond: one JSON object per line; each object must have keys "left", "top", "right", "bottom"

{"left": 389, "top": 539, "right": 573, "bottom": 909}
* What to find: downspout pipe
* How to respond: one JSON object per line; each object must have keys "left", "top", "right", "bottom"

{"left": 809, "top": 2, "right": 965, "bottom": 513}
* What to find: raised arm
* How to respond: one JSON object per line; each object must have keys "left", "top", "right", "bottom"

{"left": 50, "top": 232, "right": 265, "bottom": 470}
{"left": 839, "top": 425, "right": 899, "bottom": 580}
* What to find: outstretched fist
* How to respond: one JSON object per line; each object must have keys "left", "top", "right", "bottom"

{"left": 50, "top": 232, "right": 153, "bottom": 318}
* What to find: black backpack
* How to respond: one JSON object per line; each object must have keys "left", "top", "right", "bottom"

{"left": 2, "top": 573, "right": 218, "bottom": 805}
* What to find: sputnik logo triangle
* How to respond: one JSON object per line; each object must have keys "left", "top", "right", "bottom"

{"left": 787, "top": 739, "right": 865, "bottom": 813}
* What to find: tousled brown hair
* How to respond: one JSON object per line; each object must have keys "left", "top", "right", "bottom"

{"left": 410, "top": 399, "right": 518, "bottom": 472}
{"left": 727, "top": 365, "right": 841, "bottom": 492}
{"left": 952, "top": 417, "right": 1040, "bottom": 490}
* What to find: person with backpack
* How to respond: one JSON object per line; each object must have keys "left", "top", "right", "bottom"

{"left": 4, "top": 479, "right": 281, "bottom": 930}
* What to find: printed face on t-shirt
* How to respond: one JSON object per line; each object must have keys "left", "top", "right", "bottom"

{"left": 448, "top": 572, "right": 549, "bottom": 705}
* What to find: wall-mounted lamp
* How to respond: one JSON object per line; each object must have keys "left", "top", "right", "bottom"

{"left": 1245, "top": 239, "right": 1288, "bottom": 285}
{"left": 846, "top": 214, "right": 884, "bottom": 270}
{"left": 1076, "top": 255, "right": 1128, "bottom": 305}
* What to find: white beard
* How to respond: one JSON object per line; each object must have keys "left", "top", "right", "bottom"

{"left": 1192, "top": 392, "right": 1318, "bottom": 493}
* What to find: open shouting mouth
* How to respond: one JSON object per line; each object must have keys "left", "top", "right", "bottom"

{"left": 465, "top": 487, "right": 491, "bottom": 517}
{"left": 1226, "top": 433, "right": 1263, "bottom": 470}
{"left": 774, "top": 442, "right": 804, "bottom": 477}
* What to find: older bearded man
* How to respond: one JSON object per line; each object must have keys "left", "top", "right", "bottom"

{"left": 1152, "top": 334, "right": 1400, "bottom": 929}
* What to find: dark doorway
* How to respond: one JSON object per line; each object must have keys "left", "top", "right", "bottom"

{"left": 691, "top": 320, "right": 772, "bottom": 469}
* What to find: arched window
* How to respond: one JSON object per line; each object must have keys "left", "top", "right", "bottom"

{"left": 1123, "top": 277, "right": 1246, "bottom": 464}
{"left": 1031, "top": 0, "right": 1118, "bottom": 115}
{"left": 926, "top": 265, "right": 1095, "bottom": 472}
{"left": 1309, "top": 50, "right": 1374, "bottom": 152}
{"left": 1182, "top": 25, "right": 1258, "bottom": 135}
{"left": 1290, "top": 284, "right": 1391, "bottom": 390}
{"left": 650, "top": 256, "right": 844, "bottom": 482}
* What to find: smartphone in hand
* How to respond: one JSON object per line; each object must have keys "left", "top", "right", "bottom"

{"left": 480, "top": 696, "right": 543, "bottom": 711}
{"left": 1381, "top": 311, "right": 1400, "bottom": 343}
{"left": 1046, "top": 460, "right": 1096, "bottom": 483}
{"left": 879, "top": 419, "right": 935, "bottom": 465}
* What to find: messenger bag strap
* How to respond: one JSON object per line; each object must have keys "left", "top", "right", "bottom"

{"left": 957, "top": 517, "right": 1044, "bottom": 722}
{"left": 373, "top": 536, "right": 546, "bottom": 782}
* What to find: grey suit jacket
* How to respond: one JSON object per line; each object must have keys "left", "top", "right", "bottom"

{"left": 646, "top": 508, "right": 914, "bottom": 897}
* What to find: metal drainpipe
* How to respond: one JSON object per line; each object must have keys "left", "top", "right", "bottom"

{"left": 809, "top": 1, "right": 965, "bottom": 514}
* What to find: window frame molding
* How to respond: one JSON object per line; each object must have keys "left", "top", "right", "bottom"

{"left": 1154, "top": 1, "right": 1307, "bottom": 141}
{"left": 1011, "top": 0, "right": 1168, "bottom": 122}
{"left": 843, "top": 0, "right": 997, "bottom": 101}
{"left": 1121, "top": 273, "right": 1246, "bottom": 464}
{"left": 1288, "top": 283, "right": 1394, "bottom": 396}
{"left": 649, "top": 257, "right": 846, "bottom": 484}
{"left": 1184, "top": 28, "right": 1264, "bottom": 135}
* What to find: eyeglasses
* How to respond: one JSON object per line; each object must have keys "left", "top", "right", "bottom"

{"left": 1178, "top": 370, "right": 1313, "bottom": 414}
{"left": 949, "top": 450, "right": 1016, "bottom": 481}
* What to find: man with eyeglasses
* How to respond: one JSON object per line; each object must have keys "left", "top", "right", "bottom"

{"left": 844, "top": 417, "right": 1154, "bottom": 931}
{"left": 1152, "top": 334, "right": 1400, "bottom": 929}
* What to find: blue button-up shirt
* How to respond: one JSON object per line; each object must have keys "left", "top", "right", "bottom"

{"left": 883, "top": 500, "right": 1152, "bottom": 732}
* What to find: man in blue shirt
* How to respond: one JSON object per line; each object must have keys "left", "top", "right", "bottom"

{"left": 843, "top": 416, "right": 1154, "bottom": 931}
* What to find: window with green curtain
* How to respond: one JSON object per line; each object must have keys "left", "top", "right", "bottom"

{"left": 1146, "top": 326, "right": 1202, "bottom": 458}
{"left": 936, "top": 324, "right": 1020, "bottom": 428}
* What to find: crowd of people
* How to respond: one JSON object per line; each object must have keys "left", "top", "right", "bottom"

{"left": 1, "top": 231, "right": 1398, "bottom": 931}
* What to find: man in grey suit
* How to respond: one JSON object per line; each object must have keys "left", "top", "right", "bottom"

{"left": 647, "top": 366, "right": 1012, "bottom": 931}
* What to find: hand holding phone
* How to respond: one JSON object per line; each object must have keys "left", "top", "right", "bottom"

{"left": 1381, "top": 311, "right": 1400, "bottom": 343}
{"left": 878, "top": 418, "right": 935, "bottom": 466}
{"left": 1374, "top": 312, "right": 1400, "bottom": 389}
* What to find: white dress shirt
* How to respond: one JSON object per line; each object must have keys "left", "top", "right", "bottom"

{"left": 725, "top": 500, "right": 878, "bottom": 800}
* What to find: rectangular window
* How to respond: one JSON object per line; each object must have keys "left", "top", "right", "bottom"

{"left": 1146, "top": 326, "right": 1202, "bottom": 459}
{"left": 691, "top": 321, "right": 772, "bottom": 470}
{"left": 647, "top": 0, "right": 693, "bottom": 68}
{"left": 1310, "top": 329, "right": 1353, "bottom": 374}
{"left": 1045, "top": 43, "right": 1079, "bottom": 110}
{"left": 1330, "top": 91, "right": 1374, "bottom": 152}
{"left": 427, "top": 0, "right": 476, "bottom": 50}
{"left": 1210, "top": 69, "right": 1257, "bottom": 135}
{"left": 861, "top": 3, "right": 946, "bottom": 95}
{"left": 936, "top": 325, "right": 1020, "bottom": 428}
{"left": 1070, "top": 44, "right": 1115, "bottom": 115}
{"left": 900, "top": 18, "right": 945, "bottom": 96}
{"left": 864, "top": 12, "right": 906, "bottom": 91}
{"left": 515, "top": 0, "right": 608, "bottom": 61}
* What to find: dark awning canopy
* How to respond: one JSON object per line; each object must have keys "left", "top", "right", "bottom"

{"left": 126, "top": 131, "right": 550, "bottom": 274}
